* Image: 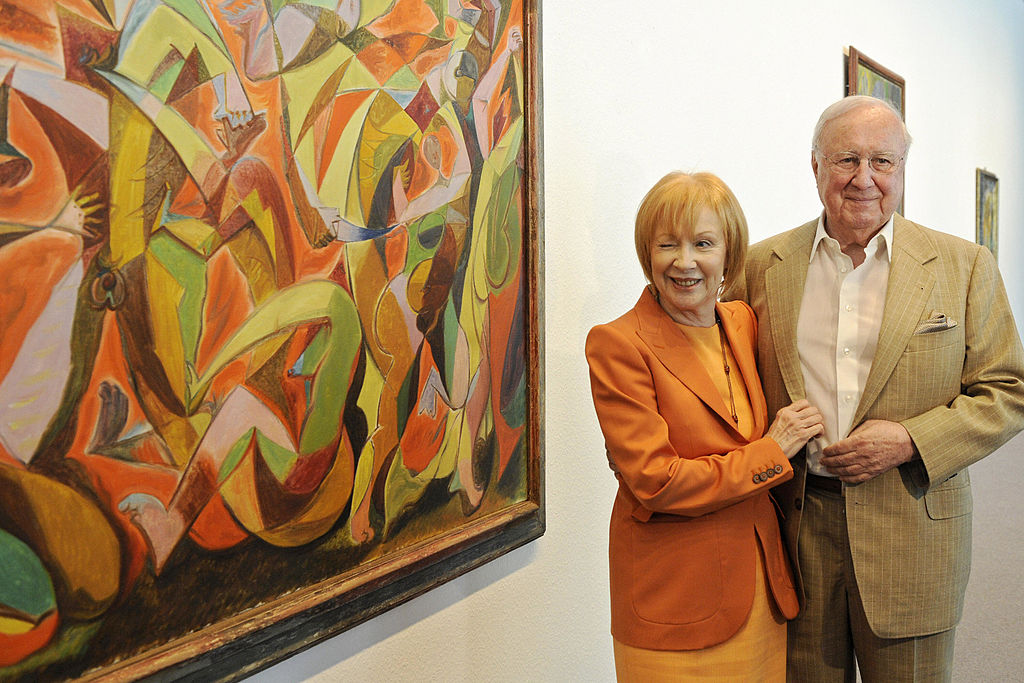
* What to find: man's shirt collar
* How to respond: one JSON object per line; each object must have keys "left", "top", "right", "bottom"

{"left": 811, "top": 213, "right": 894, "bottom": 263}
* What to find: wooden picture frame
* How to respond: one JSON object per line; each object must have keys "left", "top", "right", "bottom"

{"left": 846, "top": 46, "right": 906, "bottom": 116}
{"left": 976, "top": 169, "right": 999, "bottom": 261}
{"left": 0, "top": 1, "right": 543, "bottom": 681}
{"left": 845, "top": 46, "right": 906, "bottom": 214}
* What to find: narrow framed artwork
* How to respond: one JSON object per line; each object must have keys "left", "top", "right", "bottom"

{"left": 976, "top": 169, "right": 999, "bottom": 261}
{"left": 845, "top": 46, "right": 906, "bottom": 214}
{"left": 0, "top": 1, "right": 543, "bottom": 681}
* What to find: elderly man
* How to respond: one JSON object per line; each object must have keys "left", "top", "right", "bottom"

{"left": 727, "top": 95, "right": 1024, "bottom": 681}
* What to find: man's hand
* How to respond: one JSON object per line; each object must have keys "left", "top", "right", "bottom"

{"left": 820, "top": 419, "right": 917, "bottom": 483}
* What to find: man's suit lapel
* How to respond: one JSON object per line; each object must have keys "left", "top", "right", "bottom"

{"left": 854, "top": 216, "right": 937, "bottom": 426}
{"left": 633, "top": 289, "right": 745, "bottom": 432}
{"left": 764, "top": 221, "right": 816, "bottom": 403}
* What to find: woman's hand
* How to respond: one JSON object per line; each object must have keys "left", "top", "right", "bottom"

{"left": 766, "top": 399, "right": 824, "bottom": 458}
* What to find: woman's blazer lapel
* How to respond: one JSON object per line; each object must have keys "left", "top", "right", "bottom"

{"left": 719, "top": 301, "right": 768, "bottom": 438}
{"left": 632, "top": 289, "right": 757, "bottom": 437}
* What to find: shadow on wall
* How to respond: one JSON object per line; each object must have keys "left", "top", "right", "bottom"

{"left": 249, "top": 542, "right": 539, "bottom": 681}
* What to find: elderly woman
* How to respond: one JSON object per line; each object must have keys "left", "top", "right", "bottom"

{"left": 586, "top": 172, "right": 824, "bottom": 681}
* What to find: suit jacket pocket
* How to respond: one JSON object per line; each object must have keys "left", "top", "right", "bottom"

{"left": 924, "top": 475, "right": 972, "bottom": 520}
{"left": 629, "top": 516, "right": 723, "bottom": 625}
{"left": 905, "top": 325, "right": 963, "bottom": 353}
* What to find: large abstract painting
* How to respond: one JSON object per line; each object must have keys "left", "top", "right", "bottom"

{"left": 0, "top": 0, "right": 542, "bottom": 679}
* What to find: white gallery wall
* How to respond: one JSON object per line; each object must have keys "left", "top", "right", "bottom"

{"left": 254, "top": 1, "right": 1024, "bottom": 680}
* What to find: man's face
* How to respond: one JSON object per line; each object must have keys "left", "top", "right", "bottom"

{"left": 812, "top": 104, "right": 907, "bottom": 238}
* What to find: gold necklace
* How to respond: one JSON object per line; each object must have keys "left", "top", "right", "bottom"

{"left": 716, "top": 313, "right": 739, "bottom": 424}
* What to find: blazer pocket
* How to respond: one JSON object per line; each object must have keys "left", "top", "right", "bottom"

{"left": 905, "top": 325, "right": 964, "bottom": 353}
{"left": 924, "top": 474, "right": 972, "bottom": 520}
{"left": 629, "top": 517, "right": 723, "bottom": 625}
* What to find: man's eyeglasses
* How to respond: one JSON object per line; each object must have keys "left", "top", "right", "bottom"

{"left": 818, "top": 151, "right": 904, "bottom": 175}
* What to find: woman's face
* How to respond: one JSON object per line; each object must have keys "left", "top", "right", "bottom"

{"left": 649, "top": 208, "right": 727, "bottom": 327}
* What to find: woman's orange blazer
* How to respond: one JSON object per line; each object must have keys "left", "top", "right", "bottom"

{"left": 586, "top": 288, "right": 799, "bottom": 651}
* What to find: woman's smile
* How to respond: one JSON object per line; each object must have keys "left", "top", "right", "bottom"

{"left": 650, "top": 208, "right": 726, "bottom": 327}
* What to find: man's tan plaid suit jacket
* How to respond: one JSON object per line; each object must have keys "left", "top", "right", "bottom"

{"left": 728, "top": 214, "right": 1024, "bottom": 638}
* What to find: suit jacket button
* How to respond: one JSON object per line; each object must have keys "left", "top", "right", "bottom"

{"left": 794, "top": 498, "right": 803, "bottom": 511}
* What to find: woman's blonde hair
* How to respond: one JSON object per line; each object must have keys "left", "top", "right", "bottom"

{"left": 634, "top": 171, "right": 748, "bottom": 290}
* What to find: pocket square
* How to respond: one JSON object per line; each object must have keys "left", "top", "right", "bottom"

{"left": 915, "top": 310, "right": 957, "bottom": 334}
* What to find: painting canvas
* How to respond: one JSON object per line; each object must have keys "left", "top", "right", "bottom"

{"left": 0, "top": 0, "right": 542, "bottom": 680}
{"left": 976, "top": 169, "right": 998, "bottom": 261}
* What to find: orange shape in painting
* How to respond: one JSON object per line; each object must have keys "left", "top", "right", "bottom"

{"left": 316, "top": 90, "right": 375, "bottom": 189}
{"left": 488, "top": 260, "right": 526, "bottom": 477}
{"left": 367, "top": 0, "right": 439, "bottom": 38}
{"left": 384, "top": 33, "right": 428, "bottom": 64}
{"left": 0, "top": 2, "right": 58, "bottom": 51}
{"left": 195, "top": 248, "right": 254, "bottom": 376}
{"left": 409, "top": 43, "right": 451, "bottom": 79}
{"left": 384, "top": 225, "right": 409, "bottom": 280}
{"left": 0, "top": 611, "right": 58, "bottom": 667}
{"left": 399, "top": 343, "right": 448, "bottom": 473}
{"left": 2, "top": 91, "right": 66, "bottom": 224}
{"left": 0, "top": 230, "right": 81, "bottom": 383}
{"left": 168, "top": 173, "right": 210, "bottom": 219}
{"left": 357, "top": 40, "right": 406, "bottom": 85}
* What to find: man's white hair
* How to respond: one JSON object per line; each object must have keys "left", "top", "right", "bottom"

{"left": 811, "top": 95, "right": 913, "bottom": 154}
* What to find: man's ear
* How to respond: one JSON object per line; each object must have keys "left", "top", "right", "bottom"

{"left": 811, "top": 151, "right": 819, "bottom": 177}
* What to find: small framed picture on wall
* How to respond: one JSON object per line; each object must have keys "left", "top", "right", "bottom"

{"left": 846, "top": 46, "right": 906, "bottom": 116}
{"left": 976, "top": 169, "right": 999, "bottom": 261}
